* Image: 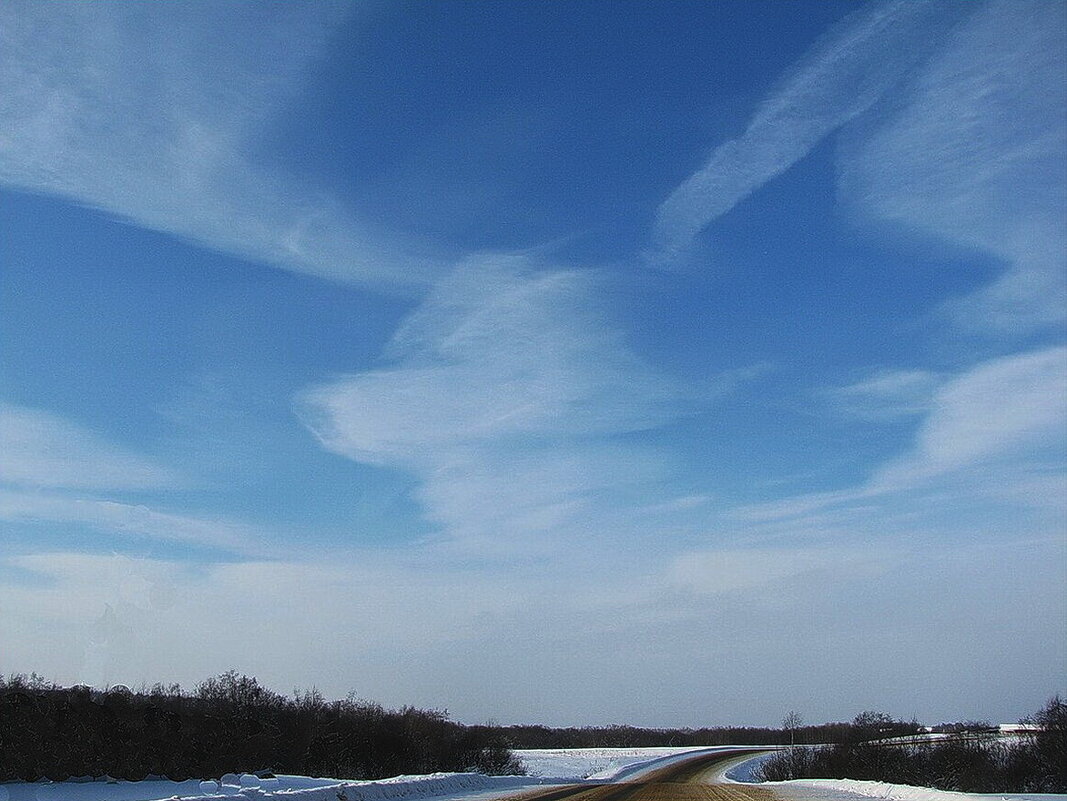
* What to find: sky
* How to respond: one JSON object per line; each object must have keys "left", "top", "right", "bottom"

{"left": 0, "top": 0, "right": 1064, "bottom": 729}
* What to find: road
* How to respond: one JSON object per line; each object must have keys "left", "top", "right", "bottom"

{"left": 501, "top": 749, "right": 780, "bottom": 801}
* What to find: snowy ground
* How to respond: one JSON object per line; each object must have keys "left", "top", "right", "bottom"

{"left": 0, "top": 747, "right": 1063, "bottom": 801}
{"left": 0, "top": 772, "right": 543, "bottom": 801}
{"left": 514, "top": 746, "right": 720, "bottom": 781}
{"left": 721, "top": 751, "right": 1066, "bottom": 801}
{"left": 0, "top": 748, "right": 712, "bottom": 801}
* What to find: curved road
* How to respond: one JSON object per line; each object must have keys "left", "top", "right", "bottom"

{"left": 503, "top": 749, "right": 779, "bottom": 801}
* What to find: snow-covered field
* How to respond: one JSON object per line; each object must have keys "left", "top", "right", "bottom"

{"left": 1, "top": 747, "right": 1063, "bottom": 801}
{"left": 514, "top": 746, "right": 717, "bottom": 781}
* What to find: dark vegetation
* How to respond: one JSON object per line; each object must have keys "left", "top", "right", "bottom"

{"left": 757, "top": 699, "right": 1067, "bottom": 794}
{"left": 494, "top": 719, "right": 914, "bottom": 749}
{"left": 0, "top": 672, "right": 522, "bottom": 783}
{"left": 497, "top": 708, "right": 920, "bottom": 749}
{"left": 4, "top": 671, "right": 1063, "bottom": 794}
{"left": 0, "top": 673, "right": 921, "bottom": 784}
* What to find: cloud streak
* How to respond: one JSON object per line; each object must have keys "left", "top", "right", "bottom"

{"left": 735, "top": 346, "right": 1067, "bottom": 524}
{"left": 650, "top": 0, "right": 963, "bottom": 261}
{"left": 871, "top": 347, "right": 1067, "bottom": 492}
{"left": 653, "top": 0, "right": 1063, "bottom": 336}
{"left": 0, "top": 403, "right": 179, "bottom": 491}
{"left": 837, "top": 0, "right": 1067, "bottom": 333}
{"left": 0, "top": 404, "right": 258, "bottom": 553}
{"left": 823, "top": 369, "right": 942, "bottom": 421}
{"left": 0, "top": 1, "right": 439, "bottom": 290}
{"left": 0, "top": 490, "right": 259, "bottom": 554}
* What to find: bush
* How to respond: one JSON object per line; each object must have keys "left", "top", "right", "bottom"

{"left": 755, "top": 699, "right": 1067, "bottom": 794}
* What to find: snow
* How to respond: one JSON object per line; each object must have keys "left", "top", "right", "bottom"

{"left": 720, "top": 752, "right": 1066, "bottom": 801}
{"left": 0, "top": 749, "right": 717, "bottom": 801}
{"left": 1, "top": 747, "right": 1063, "bottom": 801}
{"left": 763, "top": 777, "right": 1066, "bottom": 801}
{"left": 0, "top": 772, "right": 543, "bottom": 801}
{"left": 514, "top": 746, "right": 714, "bottom": 781}
{"left": 720, "top": 751, "right": 776, "bottom": 783}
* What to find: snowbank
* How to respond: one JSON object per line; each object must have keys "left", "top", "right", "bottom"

{"left": 766, "top": 777, "right": 1065, "bottom": 801}
{"left": 9, "top": 748, "right": 1059, "bottom": 801}
{"left": 178, "top": 772, "right": 543, "bottom": 801}
{"left": 0, "top": 773, "right": 542, "bottom": 801}
{"left": 721, "top": 752, "right": 1066, "bottom": 801}
{"left": 0, "top": 746, "right": 721, "bottom": 801}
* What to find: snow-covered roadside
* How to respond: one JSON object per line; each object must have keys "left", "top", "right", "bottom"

{"left": 0, "top": 773, "right": 544, "bottom": 801}
{"left": 763, "top": 778, "right": 1066, "bottom": 801}
{"left": 0, "top": 746, "right": 718, "bottom": 801}
{"left": 720, "top": 752, "right": 1067, "bottom": 801}
{"left": 515, "top": 746, "right": 715, "bottom": 782}
{"left": 7, "top": 747, "right": 1061, "bottom": 801}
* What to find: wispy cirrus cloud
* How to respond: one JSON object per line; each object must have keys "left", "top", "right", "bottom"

{"left": 0, "top": 403, "right": 258, "bottom": 553}
{"left": 0, "top": 403, "right": 178, "bottom": 490}
{"left": 0, "top": 490, "right": 258, "bottom": 554}
{"left": 735, "top": 346, "right": 1067, "bottom": 524}
{"left": 299, "top": 254, "right": 688, "bottom": 554}
{"left": 650, "top": 0, "right": 1065, "bottom": 550}
{"left": 823, "top": 369, "right": 942, "bottom": 421}
{"left": 0, "top": 1, "right": 438, "bottom": 290}
{"left": 838, "top": 0, "right": 1066, "bottom": 334}
{"left": 870, "top": 347, "right": 1066, "bottom": 492}
{"left": 653, "top": 0, "right": 1064, "bottom": 336}
{"left": 649, "top": 0, "right": 965, "bottom": 263}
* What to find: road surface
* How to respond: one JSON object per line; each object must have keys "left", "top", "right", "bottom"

{"left": 502, "top": 749, "right": 780, "bottom": 801}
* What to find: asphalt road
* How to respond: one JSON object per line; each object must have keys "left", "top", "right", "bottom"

{"left": 503, "top": 749, "right": 780, "bottom": 801}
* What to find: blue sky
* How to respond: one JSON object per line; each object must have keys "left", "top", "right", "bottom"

{"left": 1, "top": 0, "right": 1064, "bottom": 727}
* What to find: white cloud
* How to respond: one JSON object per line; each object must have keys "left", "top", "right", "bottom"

{"left": 0, "top": 1, "right": 438, "bottom": 290}
{"left": 303, "top": 256, "right": 674, "bottom": 458}
{"left": 299, "top": 254, "right": 683, "bottom": 553}
{"left": 411, "top": 443, "right": 673, "bottom": 555}
{"left": 837, "top": 0, "right": 1067, "bottom": 333}
{"left": 824, "top": 369, "right": 942, "bottom": 421}
{"left": 730, "top": 488, "right": 867, "bottom": 525}
{"left": 650, "top": 0, "right": 964, "bottom": 261}
{"left": 872, "top": 346, "right": 1067, "bottom": 491}
{"left": 734, "top": 347, "right": 1067, "bottom": 523}
{"left": 0, "top": 489, "right": 260, "bottom": 554}
{"left": 0, "top": 403, "right": 178, "bottom": 490}
{"left": 0, "top": 403, "right": 261, "bottom": 553}
{"left": 652, "top": 0, "right": 1064, "bottom": 337}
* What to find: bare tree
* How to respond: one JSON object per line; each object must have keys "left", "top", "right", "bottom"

{"left": 782, "top": 711, "right": 803, "bottom": 778}
{"left": 783, "top": 711, "right": 803, "bottom": 743}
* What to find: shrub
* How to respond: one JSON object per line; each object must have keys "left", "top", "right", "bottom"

{"left": 755, "top": 699, "right": 1067, "bottom": 794}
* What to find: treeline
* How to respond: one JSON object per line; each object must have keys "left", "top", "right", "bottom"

{"left": 757, "top": 698, "right": 1067, "bottom": 794}
{"left": 497, "top": 713, "right": 921, "bottom": 749}
{"left": 0, "top": 672, "right": 522, "bottom": 783}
